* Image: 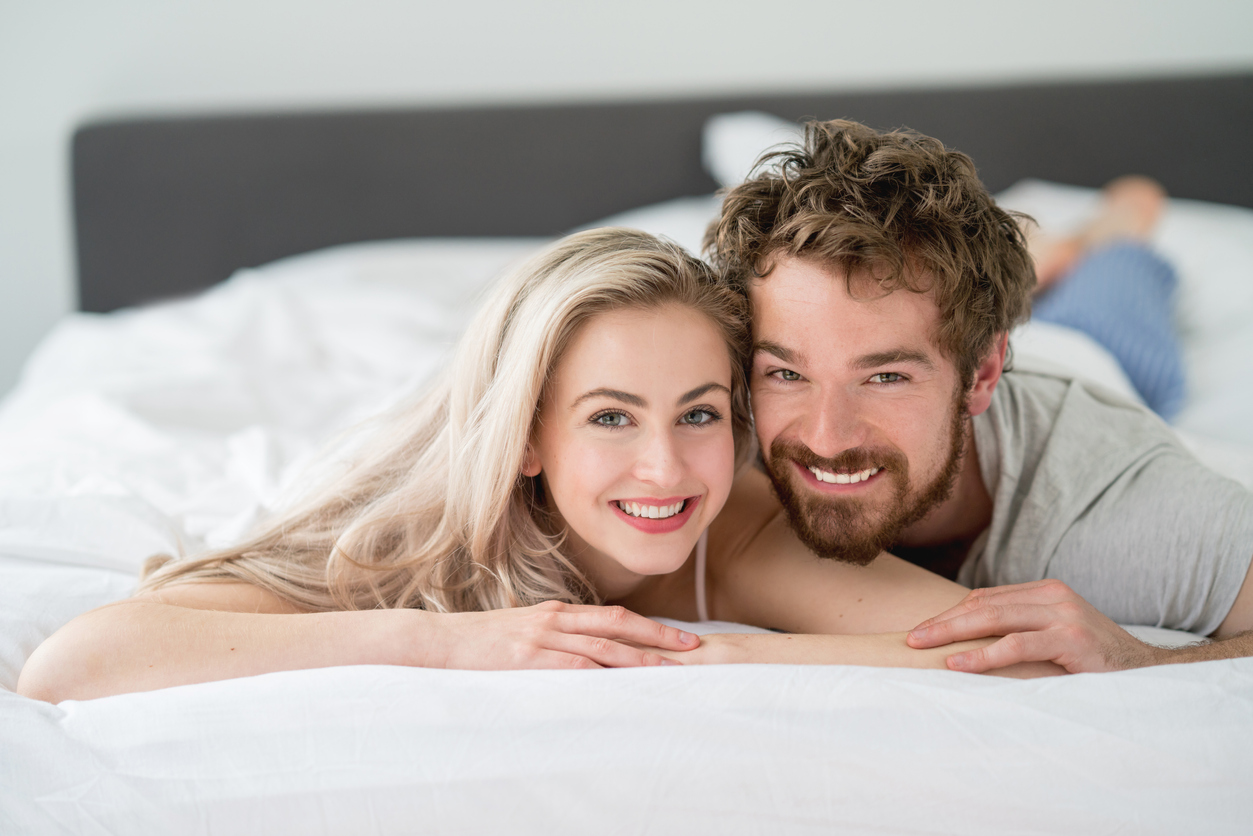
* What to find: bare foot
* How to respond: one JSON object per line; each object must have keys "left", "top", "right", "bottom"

{"left": 1029, "top": 176, "right": 1167, "bottom": 292}
{"left": 1080, "top": 175, "right": 1166, "bottom": 248}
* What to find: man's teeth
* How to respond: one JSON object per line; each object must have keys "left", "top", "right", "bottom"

{"left": 808, "top": 465, "right": 881, "bottom": 485}
{"left": 616, "top": 500, "right": 686, "bottom": 519}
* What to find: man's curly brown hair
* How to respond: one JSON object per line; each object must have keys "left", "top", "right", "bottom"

{"left": 705, "top": 119, "right": 1035, "bottom": 386}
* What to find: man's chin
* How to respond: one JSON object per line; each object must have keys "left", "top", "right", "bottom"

{"left": 768, "top": 471, "right": 903, "bottom": 566}
{"left": 789, "top": 518, "right": 884, "bottom": 565}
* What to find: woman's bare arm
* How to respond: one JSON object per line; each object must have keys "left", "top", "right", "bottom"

{"left": 707, "top": 470, "right": 972, "bottom": 635}
{"left": 660, "top": 632, "right": 1062, "bottom": 678}
{"left": 16, "top": 582, "right": 700, "bottom": 702}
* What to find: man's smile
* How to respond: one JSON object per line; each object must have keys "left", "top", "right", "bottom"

{"left": 792, "top": 460, "right": 887, "bottom": 493}
{"left": 806, "top": 464, "right": 882, "bottom": 485}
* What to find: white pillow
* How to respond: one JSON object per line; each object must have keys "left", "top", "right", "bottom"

{"left": 701, "top": 111, "right": 802, "bottom": 188}
{"left": 578, "top": 195, "right": 722, "bottom": 256}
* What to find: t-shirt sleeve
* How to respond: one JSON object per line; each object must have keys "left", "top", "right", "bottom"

{"left": 970, "top": 370, "right": 1253, "bottom": 637}
{"left": 1046, "top": 447, "right": 1253, "bottom": 636}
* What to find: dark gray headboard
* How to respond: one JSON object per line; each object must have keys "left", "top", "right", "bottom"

{"left": 73, "top": 72, "right": 1253, "bottom": 313}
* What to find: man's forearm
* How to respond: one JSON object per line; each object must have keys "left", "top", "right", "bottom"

{"left": 1147, "top": 630, "right": 1253, "bottom": 666}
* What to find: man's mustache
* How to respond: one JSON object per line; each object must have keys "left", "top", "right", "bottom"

{"left": 769, "top": 438, "right": 907, "bottom": 476}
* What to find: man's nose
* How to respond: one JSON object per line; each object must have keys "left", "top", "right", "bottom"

{"left": 799, "top": 391, "right": 867, "bottom": 459}
{"left": 633, "top": 429, "right": 685, "bottom": 487}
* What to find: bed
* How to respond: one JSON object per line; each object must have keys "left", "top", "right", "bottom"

{"left": 4, "top": 73, "right": 1253, "bottom": 834}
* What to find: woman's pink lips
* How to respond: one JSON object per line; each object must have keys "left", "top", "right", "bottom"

{"left": 610, "top": 495, "right": 701, "bottom": 534}
{"left": 793, "top": 460, "right": 884, "bottom": 493}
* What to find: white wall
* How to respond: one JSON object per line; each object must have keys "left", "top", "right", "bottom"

{"left": 2, "top": 0, "right": 1252, "bottom": 397}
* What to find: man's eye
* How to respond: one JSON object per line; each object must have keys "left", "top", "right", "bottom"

{"left": 870, "top": 372, "right": 903, "bottom": 384}
{"left": 593, "top": 411, "right": 630, "bottom": 428}
{"left": 775, "top": 369, "right": 802, "bottom": 382}
{"left": 680, "top": 408, "right": 720, "bottom": 426}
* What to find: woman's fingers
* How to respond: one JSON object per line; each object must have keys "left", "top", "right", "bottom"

{"left": 547, "top": 631, "right": 681, "bottom": 668}
{"left": 527, "top": 649, "right": 606, "bottom": 670}
{"left": 439, "top": 603, "right": 697, "bottom": 670}
{"left": 553, "top": 604, "right": 700, "bottom": 652}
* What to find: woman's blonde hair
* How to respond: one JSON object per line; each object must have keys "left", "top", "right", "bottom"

{"left": 140, "top": 228, "right": 753, "bottom": 612}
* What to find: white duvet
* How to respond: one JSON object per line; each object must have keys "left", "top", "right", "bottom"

{"left": 4, "top": 184, "right": 1253, "bottom": 834}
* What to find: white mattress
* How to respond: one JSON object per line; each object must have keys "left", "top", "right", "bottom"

{"left": 4, "top": 185, "right": 1253, "bottom": 833}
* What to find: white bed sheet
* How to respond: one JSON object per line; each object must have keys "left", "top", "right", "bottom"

{"left": 6, "top": 651, "right": 1252, "bottom": 835}
{"left": 3, "top": 217, "right": 1253, "bottom": 832}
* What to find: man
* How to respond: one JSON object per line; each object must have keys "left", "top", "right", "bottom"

{"left": 705, "top": 120, "right": 1253, "bottom": 673}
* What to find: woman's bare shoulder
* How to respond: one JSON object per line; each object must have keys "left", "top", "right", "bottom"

{"left": 129, "top": 581, "right": 310, "bottom": 614}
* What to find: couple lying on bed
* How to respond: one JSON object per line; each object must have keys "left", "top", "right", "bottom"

{"left": 20, "top": 121, "right": 1253, "bottom": 702}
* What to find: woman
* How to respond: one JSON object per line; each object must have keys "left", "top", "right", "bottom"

{"left": 18, "top": 229, "right": 1054, "bottom": 702}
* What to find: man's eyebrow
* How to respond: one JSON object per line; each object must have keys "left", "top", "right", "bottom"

{"left": 753, "top": 340, "right": 802, "bottom": 365}
{"left": 678, "top": 382, "right": 731, "bottom": 405}
{"left": 852, "top": 349, "right": 937, "bottom": 371}
{"left": 570, "top": 388, "right": 646, "bottom": 410}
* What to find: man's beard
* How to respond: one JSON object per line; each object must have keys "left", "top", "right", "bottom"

{"left": 762, "top": 392, "right": 969, "bottom": 565}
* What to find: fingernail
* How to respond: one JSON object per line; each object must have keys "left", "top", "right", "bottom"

{"left": 659, "top": 659, "right": 681, "bottom": 666}
{"left": 909, "top": 627, "right": 928, "bottom": 640}
{"left": 949, "top": 653, "right": 969, "bottom": 670}
{"left": 680, "top": 631, "right": 698, "bottom": 645}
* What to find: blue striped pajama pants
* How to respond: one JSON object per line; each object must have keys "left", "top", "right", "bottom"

{"left": 1032, "top": 243, "right": 1186, "bottom": 420}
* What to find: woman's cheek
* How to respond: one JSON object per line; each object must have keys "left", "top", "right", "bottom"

{"left": 697, "top": 428, "right": 737, "bottom": 515}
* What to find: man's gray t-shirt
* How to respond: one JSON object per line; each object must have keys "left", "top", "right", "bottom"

{"left": 959, "top": 367, "right": 1253, "bottom": 636}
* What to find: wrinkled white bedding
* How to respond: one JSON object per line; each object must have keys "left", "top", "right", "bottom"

{"left": 4, "top": 191, "right": 1253, "bottom": 833}
{"left": 6, "top": 654, "right": 1252, "bottom": 834}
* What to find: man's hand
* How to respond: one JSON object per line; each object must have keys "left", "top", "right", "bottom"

{"left": 905, "top": 579, "right": 1164, "bottom": 674}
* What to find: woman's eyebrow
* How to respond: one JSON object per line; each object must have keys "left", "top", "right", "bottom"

{"left": 569, "top": 383, "right": 729, "bottom": 412}
{"left": 570, "top": 388, "right": 646, "bottom": 409}
{"left": 677, "top": 382, "right": 731, "bottom": 405}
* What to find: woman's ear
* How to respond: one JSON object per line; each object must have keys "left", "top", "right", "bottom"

{"left": 521, "top": 443, "right": 541, "bottom": 478}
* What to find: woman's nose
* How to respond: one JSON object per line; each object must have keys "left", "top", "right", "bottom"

{"left": 633, "top": 429, "right": 685, "bottom": 487}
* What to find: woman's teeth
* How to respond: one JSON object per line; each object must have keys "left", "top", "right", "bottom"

{"left": 808, "top": 465, "right": 881, "bottom": 485}
{"left": 616, "top": 500, "right": 686, "bottom": 519}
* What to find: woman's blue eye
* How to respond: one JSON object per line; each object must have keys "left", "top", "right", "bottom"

{"left": 776, "top": 369, "right": 801, "bottom": 382}
{"left": 871, "top": 372, "right": 903, "bottom": 384}
{"left": 593, "top": 412, "right": 629, "bottom": 427}
{"left": 680, "top": 408, "right": 719, "bottom": 426}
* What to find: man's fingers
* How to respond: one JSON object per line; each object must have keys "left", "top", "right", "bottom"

{"left": 560, "top": 606, "right": 699, "bottom": 651}
{"left": 911, "top": 580, "right": 1081, "bottom": 633}
{"left": 945, "top": 633, "right": 1059, "bottom": 674}
{"left": 908, "top": 603, "right": 1062, "bottom": 648}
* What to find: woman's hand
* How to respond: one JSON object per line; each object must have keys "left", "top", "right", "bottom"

{"left": 428, "top": 601, "right": 700, "bottom": 670}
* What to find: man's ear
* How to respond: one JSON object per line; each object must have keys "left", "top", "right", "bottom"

{"left": 520, "top": 443, "right": 541, "bottom": 478}
{"left": 967, "top": 333, "right": 1008, "bottom": 417}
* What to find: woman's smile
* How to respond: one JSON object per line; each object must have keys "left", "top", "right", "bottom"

{"left": 610, "top": 495, "right": 702, "bottom": 533}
